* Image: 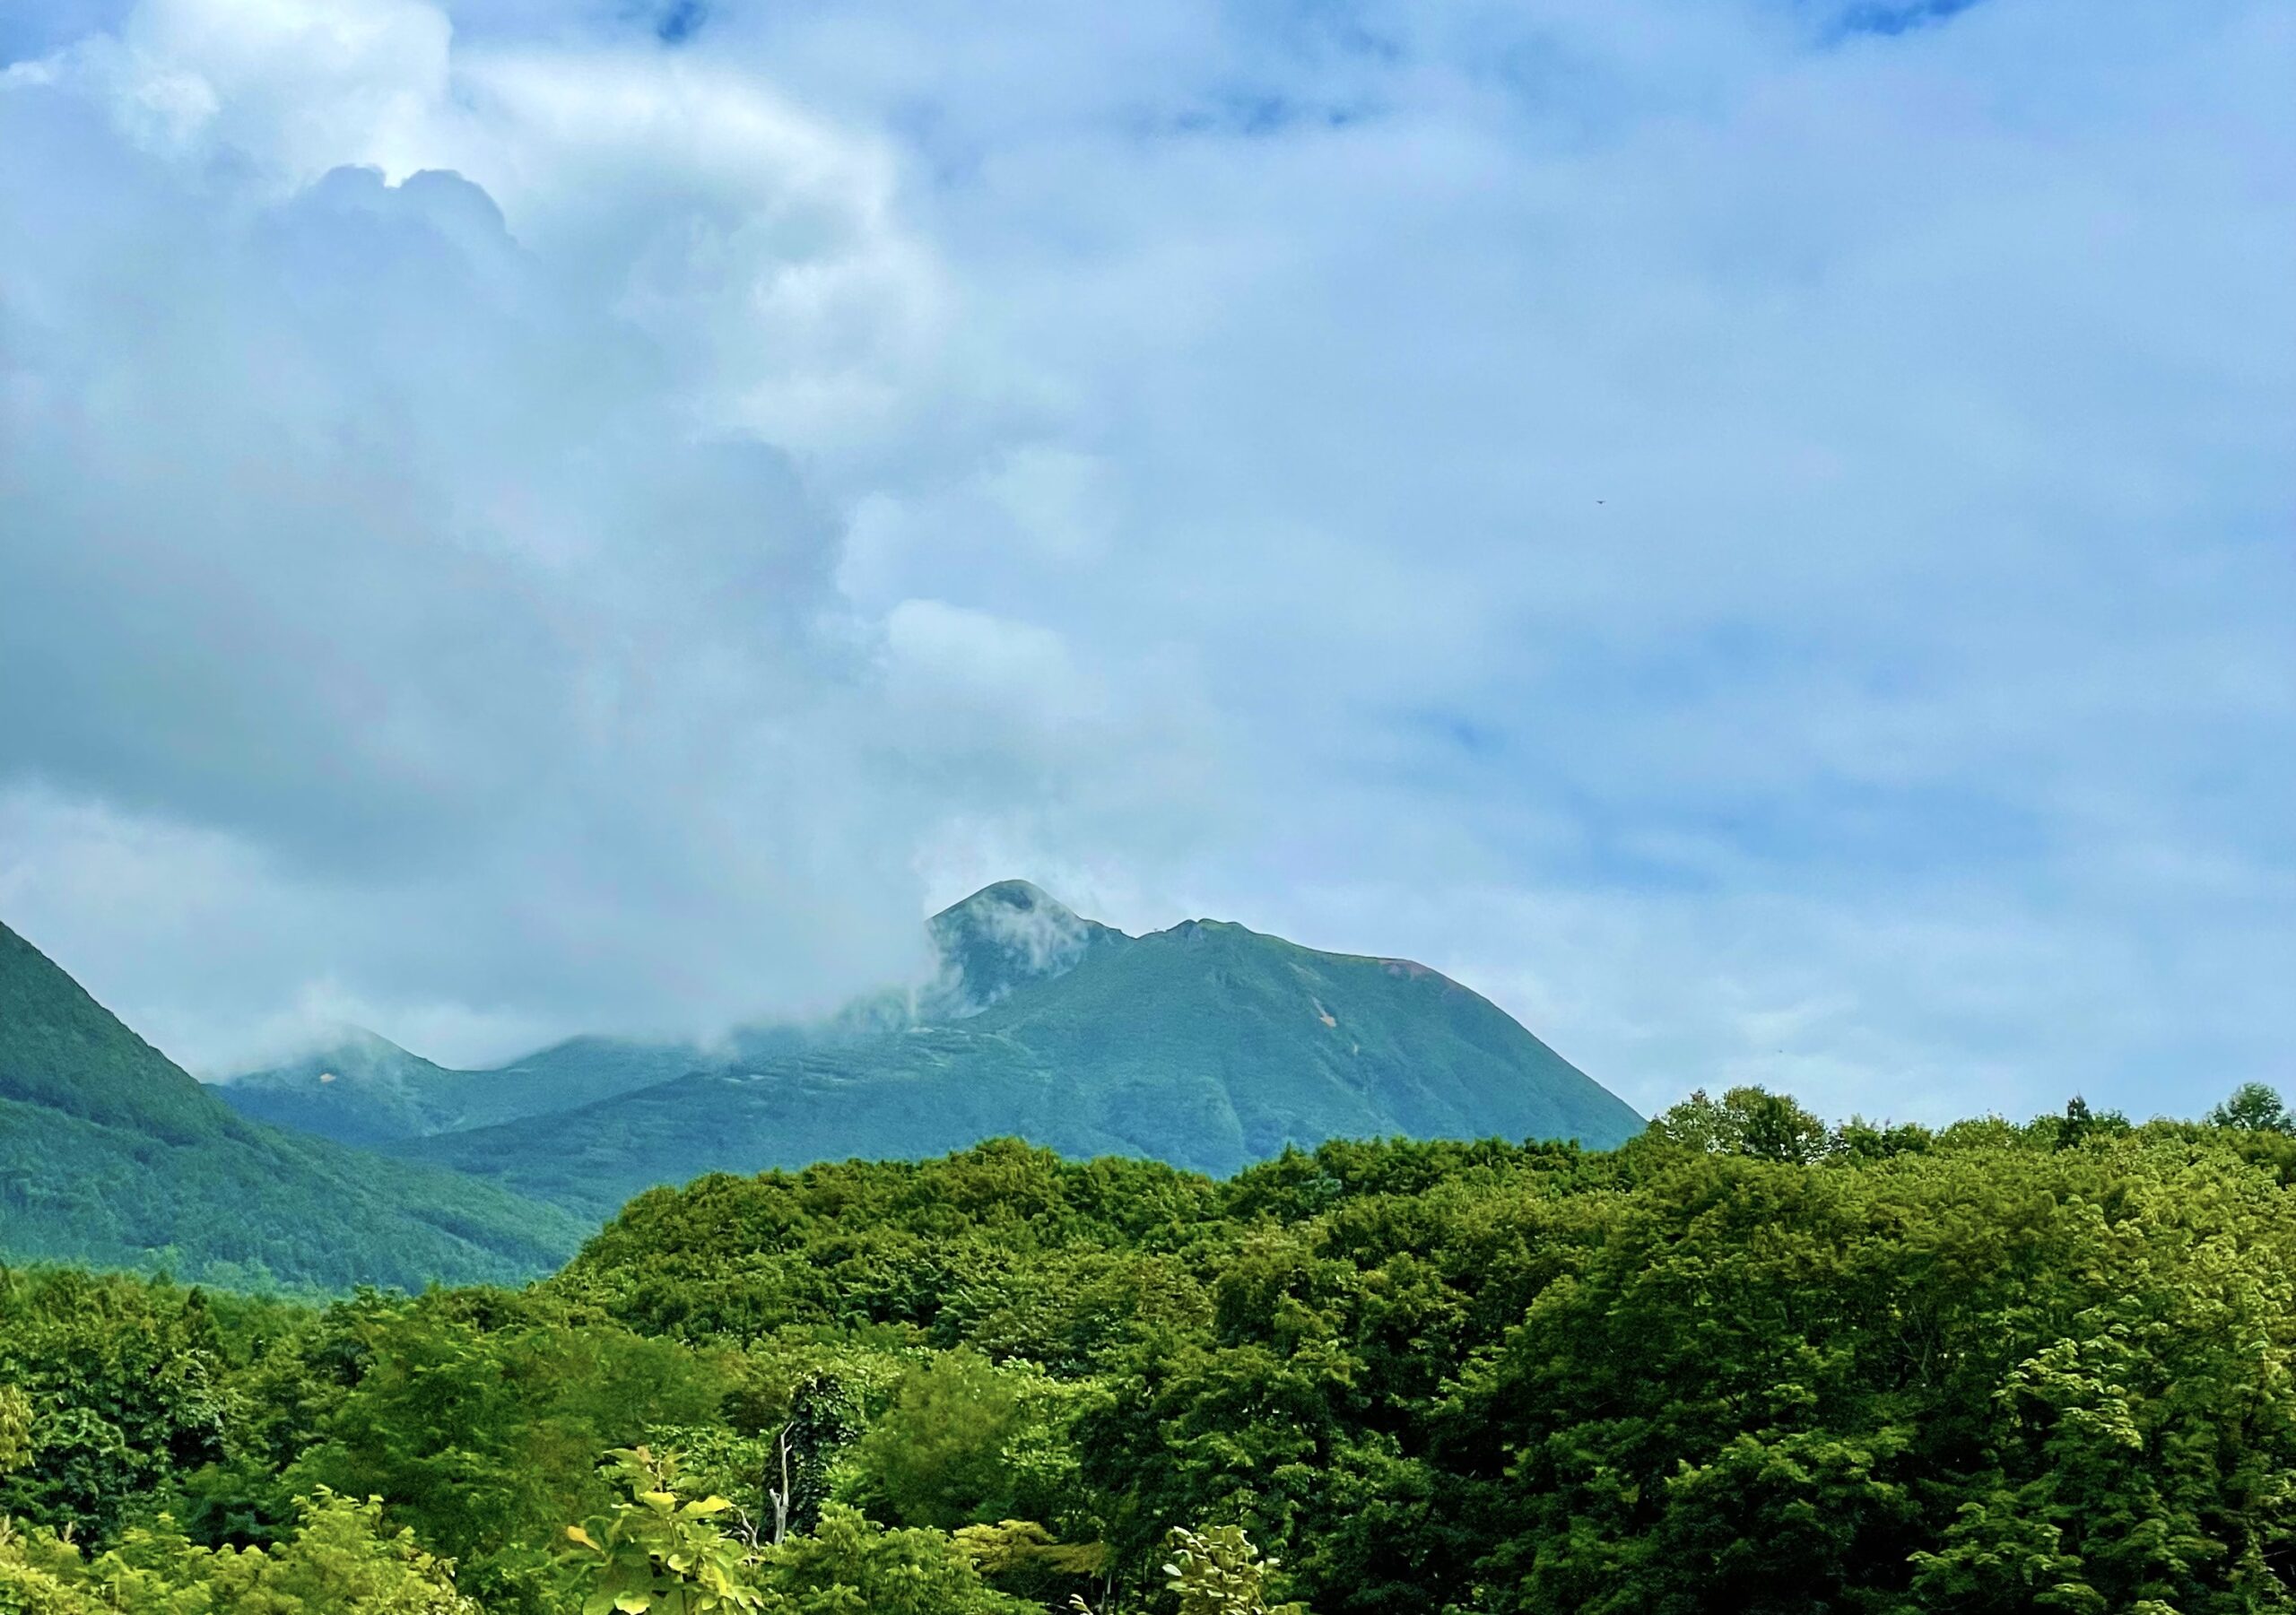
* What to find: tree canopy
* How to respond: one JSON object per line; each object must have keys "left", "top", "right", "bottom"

{"left": 7, "top": 1086, "right": 2296, "bottom": 1612}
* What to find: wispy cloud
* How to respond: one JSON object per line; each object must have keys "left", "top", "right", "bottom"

{"left": 1823, "top": 1, "right": 1991, "bottom": 41}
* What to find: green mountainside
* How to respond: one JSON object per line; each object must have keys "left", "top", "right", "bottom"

{"left": 0, "top": 919, "right": 586, "bottom": 1289}
{"left": 401, "top": 885, "right": 1641, "bottom": 1217}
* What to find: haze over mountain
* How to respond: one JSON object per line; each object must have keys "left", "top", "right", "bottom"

{"left": 0, "top": 918, "right": 586, "bottom": 1289}
{"left": 217, "top": 1028, "right": 711, "bottom": 1149}
{"left": 215, "top": 879, "right": 1135, "bottom": 1145}
{"left": 366, "top": 882, "right": 1643, "bottom": 1218}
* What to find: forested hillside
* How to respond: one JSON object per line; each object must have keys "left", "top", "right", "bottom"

{"left": 5, "top": 1085, "right": 2296, "bottom": 1612}
{"left": 0, "top": 921, "right": 587, "bottom": 1289}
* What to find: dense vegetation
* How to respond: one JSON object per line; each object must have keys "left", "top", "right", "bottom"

{"left": 7, "top": 1083, "right": 2296, "bottom": 1612}
{"left": 0, "top": 922, "right": 586, "bottom": 1290}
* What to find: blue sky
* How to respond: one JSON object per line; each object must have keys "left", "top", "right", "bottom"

{"left": 0, "top": 0, "right": 2289, "bottom": 1125}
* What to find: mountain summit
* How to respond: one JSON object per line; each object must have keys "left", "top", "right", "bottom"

{"left": 924, "top": 880, "right": 1126, "bottom": 1015}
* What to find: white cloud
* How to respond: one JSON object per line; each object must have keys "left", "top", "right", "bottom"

{"left": 91, "top": 0, "right": 450, "bottom": 169}
{"left": 2, "top": 0, "right": 2290, "bottom": 1119}
{"left": 0, "top": 1, "right": 982, "bottom": 1064}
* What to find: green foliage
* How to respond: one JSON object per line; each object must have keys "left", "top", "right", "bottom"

{"left": 0, "top": 1387, "right": 31, "bottom": 1476}
{"left": 847, "top": 1349, "right": 1093, "bottom": 1542}
{"left": 560, "top": 1447, "right": 1037, "bottom": 1615}
{"left": 951, "top": 1517, "right": 1106, "bottom": 1578}
{"left": 952, "top": 1519, "right": 1109, "bottom": 1615}
{"left": 8, "top": 1089, "right": 2296, "bottom": 1615}
{"left": 2208, "top": 1081, "right": 2295, "bottom": 1133}
{"left": 283, "top": 1294, "right": 727, "bottom": 1611}
{"left": 561, "top": 1447, "right": 761, "bottom": 1614}
{"left": 552, "top": 1140, "right": 1228, "bottom": 1353}
{"left": 0, "top": 1270, "right": 230, "bottom": 1543}
{"left": 750, "top": 1506, "right": 1039, "bottom": 1615}
{"left": 1161, "top": 1524, "right": 1304, "bottom": 1615}
{"left": 855, "top": 1352, "right": 1027, "bottom": 1531}
{"left": 1442, "top": 1138, "right": 2296, "bottom": 1613}
{"left": 2048, "top": 1093, "right": 2133, "bottom": 1150}
{"left": 1644, "top": 1085, "right": 1832, "bottom": 1163}
{"left": 761, "top": 1373, "right": 857, "bottom": 1542}
{"left": 0, "top": 1489, "right": 476, "bottom": 1612}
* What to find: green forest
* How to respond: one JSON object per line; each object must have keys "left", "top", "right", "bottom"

{"left": 6, "top": 1084, "right": 2296, "bottom": 1614}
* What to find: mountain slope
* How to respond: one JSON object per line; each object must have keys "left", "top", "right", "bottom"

{"left": 0, "top": 920, "right": 587, "bottom": 1289}
{"left": 406, "top": 890, "right": 1641, "bottom": 1217}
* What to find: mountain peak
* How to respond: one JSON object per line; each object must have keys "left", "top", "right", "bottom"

{"left": 932, "top": 879, "right": 1065, "bottom": 923}
{"left": 926, "top": 881, "right": 1124, "bottom": 1015}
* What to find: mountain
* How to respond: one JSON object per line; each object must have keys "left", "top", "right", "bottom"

{"left": 0, "top": 919, "right": 587, "bottom": 1289}
{"left": 213, "top": 1027, "right": 470, "bottom": 1147}
{"left": 400, "top": 885, "right": 1643, "bottom": 1217}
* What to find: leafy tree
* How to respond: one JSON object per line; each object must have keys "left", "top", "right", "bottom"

{"left": 16, "top": 1122, "right": 2296, "bottom": 1615}
{"left": 2049, "top": 1093, "right": 2132, "bottom": 1150}
{"left": 561, "top": 1447, "right": 761, "bottom": 1615}
{"left": 0, "top": 1385, "right": 34, "bottom": 1476}
{"left": 560, "top": 1446, "right": 1035, "bottom": 1615}
{"left": 1831, "top": 1117, "right": 1933, "bottom": 1162}
{"left": 0, "top": 1516, "right": 108, "bottom": 1615}
{"left": 2207, "top": 1081, "right": 2294, "bottom": 1133}
{"left": 756, "top": 1506, "right": 1037, "bottom": 1614}
{"left": 763, "top": 1371, "right": 857, "bottom": 1543}
{"left": 285, "top": 1299, "right": 725, "bottom": 1611}
{"left": 951, "top": 1518, "right": 1103, "bottom": 1575}
{"left": 0, "top": 1271, "right": 229, "bottom": 1543}
{"left": 0, "top": 1490, "right": 476, "bottom": 1612}
{"left": 1644, "top": 1087, "right": 1832, "bottom": 1164}
{"left": 854, "top": 1351, "right": 1028, "bottom": 1531}
{"left": 1161, "top": 1525, "right": 1307, "bottom": 1615}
